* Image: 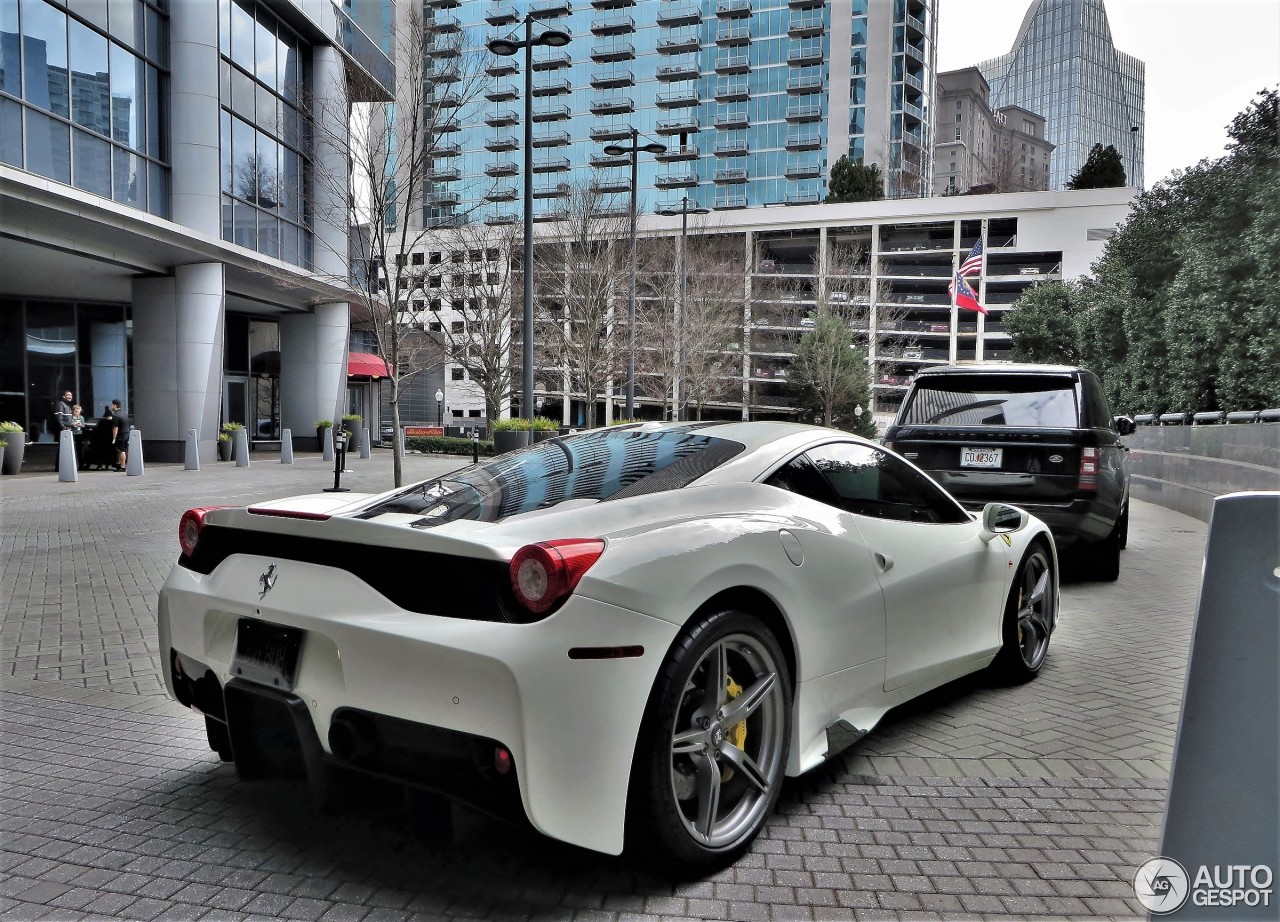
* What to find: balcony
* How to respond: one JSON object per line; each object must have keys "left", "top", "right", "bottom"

{"left": 486, "top": 59, "right": 517, "bottom": 77}
{"left": 427, "top": 166, "right": 461, "bottom": 182}
{"left": 714, "top": 110, "right": 749, "bottom": 129}
{"left": 656, "top": 144, "right": 699, "bottom": 161}
{"left": 902, "top": 71, "right": 923, "bottom": 93}
{"left": 784, "top": 161, "right": 821, "bottom": 179}
{"left": 428, "top": 92, "right": 461, "bottom": 109}
{"left": 903, "top": 43, "right": 926, "bottom": 65}
{"left": 433, "top": 41, "right": 461, "bottom": 59}
{"left": 785, "top": 132, "right": 822, "bottom": 150}
{"left": 656, "top": 62, "right": 700, "bottom": 81}
{"left": 487, "top": 213, "right": 518, "bottom": 225}
{"left": 485, "top": 2, "right": 518, "bottom": 24}
{"left": 533, "top": 157, "right": 571, "bottom": 173}
{"left": 657, "top": 35, "right": 700, "bottom": 54}
{"left": 716, "top": 0, "right": 751, "bottom": 16}
{"left": 714, "top": 53, "right": 749, "bottom": 74}
{"left": 433, "top": 143, "right": 461, "bottom": 158}
{"left": 899, "top": 100, "right": 924, "bottom": 123}
{"left": 714, "top": 168, "right": 747, "bottom": 184}
{"left": 591, "top": 14, "right": 634, "bottom": 34}
{"left": 533, "top": 130, "right": 571, "bottom": 148}
{"left": 486, "top": 186, "right": 518, "bottom": 202}
{"left": 788, "top": 0, "right": 822, "bottom": 7}
{"left": 529, "top": 0, "right": 571, "bottom": 17}
{"left": 485, "top": 135, "right": 519, "bottom": 152}
{"left": 715, "top": 194, "right": 747, "bottom": 209}
{"left": 788, "top": 44, "right": 823, "bottom": 65}
{"left": 485, "top": 84, "right": 518, "bottom": 102}
{"left": 655, "top": 116, "right": 700, "bottom": 135}
{"left": 591, "top": 68, "right": 634, "bottom": 88}
{"left": 590, "top": 124, "right": 632, "bottom": 141}
{"left": 427, "top": 191, "right": 461, "bottom": 206}
{"left": 590, "top": 176, "right": 630, "bottom": 193}
{"left": 534, "top": 182, "right": 571, "bottom": 198}
{"left": 426, "top": 0, "right": 458, "bottom": 7}
{"left": 786, "top": 74, "right": 823, "bottom": 94}
{"left": 656, "top": 89, "right": 699, "bottom": 108}
{"left": 484, "top": 161, "right": 519, "bottom": 177}
{"left": 714, "top": 139, "right": 748, "bottom": 155}
{"left": 532, "top": 50, "right": 572, "bottom": 71}
{"left": 715, "top": 25, "right": 750, "bottom": 45}
{"left": 436, "top": 117, "right": 461, "bottom": 133}
{"left": 589, "top": 151, "right": 630, "bottom": 167}
{"left": 903, "top": 11, "right": 926, "bottom": 36}
{"left": 655, "top": 172, "right": 698, "bottom": 189}
{"left": 532, "top": 77, "right": 572, "bottom": 96}
{"left": 592, "top": 0, "right": 634, "bottom": 7}
{"left": 785, "top": 101, "right": 822, "bottom": 122}
{"left": 591, "top": 41, "right": 635, "bottom": 61}
{"left": 788, "top": 13, "right": 823, "bottom": 36}
{"left": 715, "top": 80, "right": 749, "bottom": 101}
{"left": 657, "top": 5, "right": 701, "bottom": 26}
{"left": 428, "top": 13, "right": 460, "bottom": 31}
{"left": 785, "top": 190, "right": 821, "bottom": 204}
{"left": 430, "top": 64, "right": 461, "bottom": 83}
{"left": 590, "top": 96, "right": 633, "bottom": 114}
{"left": 532, "top": 103, "right": 571, "bottom": 121}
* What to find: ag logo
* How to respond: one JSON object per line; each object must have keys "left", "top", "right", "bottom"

{"left": 1134, "top": 857, "right": 1189, "bottom": 914}
{"left": 258, "top": 563, "right": 278, "bottom": 599}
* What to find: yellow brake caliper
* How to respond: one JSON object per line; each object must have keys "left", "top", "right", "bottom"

{"left": 722, "top": 676, "right": 746, "bottom": 780}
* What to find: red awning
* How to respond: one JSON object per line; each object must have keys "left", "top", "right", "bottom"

{"left": 348, "top": 351, "right": 391, "bottom": 379}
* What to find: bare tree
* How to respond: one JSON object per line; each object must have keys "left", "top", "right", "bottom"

{"left": 306, "top": 5, "right": 487, "bottom": 486}
{"left": 531, "top": 183, "right": 631, "bottom": 428}
{"left": 677, "top": 237, "right": 746, "bottom": 419}
{"left": 434, "top": 222, "right": 520, "bottom": 422}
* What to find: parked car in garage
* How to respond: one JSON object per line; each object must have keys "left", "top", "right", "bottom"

{"left": 884, "top": 364, "right": 1132, "bottom": 580}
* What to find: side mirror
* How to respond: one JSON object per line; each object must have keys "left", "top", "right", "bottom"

{"left": 979, "top": 502, "right": 1026, "bottom": 543}
{"left": 1114, "top": 416, "right": 1136, "bottom": 436}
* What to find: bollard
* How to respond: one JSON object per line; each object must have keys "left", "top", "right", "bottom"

{"left": 323, "top": 431, "right": 350, "bottom": 492}
{"left": 58, "top": 429, "right": 78, "bottom": 483}
{"left": 233, "top": 427, "right": 250, "bottom": 467}
{"left": 280, "top": 428, "right": 294, "bottom": 464}
{"left": 359, "top": 426, "right": 371, "bottom": 460}
{"left": 184, "top": 428, "right": 200, "bottom": 471}
{"left": 322, "top": 427, "right": 334, "bottom": 462}
{"left": 472, "top": 431, "right": 479, "bottom": 465}
{"left": 1159, "top": 491, "right": 1279, "bottom": 919}
{"left": 125, "top": 429, "right": 144, "bottom": 476}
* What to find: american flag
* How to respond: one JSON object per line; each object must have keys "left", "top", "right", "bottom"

{"left": 959, "top": 238, "right": 984, "bottom": 276}
{"left": 949, "top": 271, "right": 987, "bottom": 315}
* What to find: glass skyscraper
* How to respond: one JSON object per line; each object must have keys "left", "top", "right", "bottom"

{"left": 977, "top": 0, "right": 1144, "bottom": 190}
{"left": 423, "top": 0, "right": 937, "bottom": 227}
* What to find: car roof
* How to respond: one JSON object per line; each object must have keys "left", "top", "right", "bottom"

{"left": 912, "top": 363, "right": 1085, "bottom": 377}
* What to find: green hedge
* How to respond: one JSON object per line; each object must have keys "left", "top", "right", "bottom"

{"left": 405, "top": 435, "right": 494, "bottom": 456}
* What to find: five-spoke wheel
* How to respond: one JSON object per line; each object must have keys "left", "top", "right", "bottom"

{"left": 992, "top": 543, "right": 1057, "bottom": 682}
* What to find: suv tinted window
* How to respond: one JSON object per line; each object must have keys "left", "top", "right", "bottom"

{"left": 900, "top": 375, "right": 1078, "bottom": 428}
{"left": 805, "top": 443, "right": 970, "bottom": 524}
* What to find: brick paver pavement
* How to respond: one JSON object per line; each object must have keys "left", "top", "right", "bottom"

{"left": 0, "top": 451, "right": 1210, "bottom": 920}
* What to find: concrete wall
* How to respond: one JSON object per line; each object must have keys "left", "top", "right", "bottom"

{"left": 1126, "top": 424, "right": 1280, "bottom": 522}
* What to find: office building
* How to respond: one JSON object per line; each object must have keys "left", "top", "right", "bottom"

{"left": 1, "top": 0, "right": 394, "bottom": 459}
{"left": 933, "top": 67, "right": 1053, "bottom": 195}
{"left": 977, "top": 0, "right": 1144, "bottom": 190}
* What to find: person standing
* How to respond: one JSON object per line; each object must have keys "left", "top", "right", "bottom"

{"left": 110, "top": 400, "right": 131, "bottom": 471}
{"left": 70, "top": 404, "right": 86, "bottom": 470}
{"left": 52, "top": 390, "right": 74, "bottom": 438}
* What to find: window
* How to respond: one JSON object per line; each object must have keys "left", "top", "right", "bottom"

{"left": 469, "top": 409, "right": 482, "bottom": 417}
{"left": 955, "top": 113, "right": 962, "bottom": 123}
{"left": 451, "top": 320, "right": 464, "bottom": 333}
{"left": 428, "top": 321, "right": 442, "bottom": 332}
{"left": 451, "top": 367, "right": 464, "bottom": 380}
{"left": 803, "top": 443, "right": 969, "bottom": 524}
{"left": 764, "top": 455, "right": 838, "bottom": 505}
{"left": 430, "top": 299, "right": 441, "bottom": 311}
{"left": 900, "top": 375, "right": 1078, "bottom": 428}
{"left": 411, "top": 252, "right": 424, "bottom": 266}
{"left": 395, "top": 254, "right": 407, "bottom": 267}
{"left": 955, "top": 128, "right": 961, "bottom": 141}
{"left": 412, "top": 299, "right": 425, "bottom": 311}
{"left": 430, "top": 251, "right": 442, "bottom": 264}
{"left": 485, "top": 248, "right": 500, "bottom": 260}
{"left": 469, "top": 249, "right": 481, "bottom": 262}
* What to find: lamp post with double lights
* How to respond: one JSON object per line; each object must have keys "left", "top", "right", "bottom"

{"left": 657, "top": 195, "right": 709, "bottom": 421}
{"left": 603, "top": 128, "right": 666, "bottom": 419}
{"left": 488, "top": 18, "right": 571, "bottom": 423}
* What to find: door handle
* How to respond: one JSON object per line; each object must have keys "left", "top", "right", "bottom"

{"left": 874, "top": 552, "right": 894, "bottom": 571}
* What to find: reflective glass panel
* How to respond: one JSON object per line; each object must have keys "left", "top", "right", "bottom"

{"left": 21, "top": 0, "right": 69, "bottom": 117}
{"left": 69, "top": 17, "right": 109, "bottom": 131}
{"left": 25, "top": 107, "right": 70, "bottom": 182}
{"left": 72, "top": 128, "right": 112, "bottom": 196}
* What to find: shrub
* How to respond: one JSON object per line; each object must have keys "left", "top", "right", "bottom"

{"left": 0, "top": 421, "right": 24, "bottom": 433}
{"left": 217, "top": 433, "right": 232, "bottom": 443}
{"left": 220, "top": 421, "right": 244, "bottom": 433}
{"left": 315, "top": 419, "right": 334, "bottom": 429}
{"left": 405, "top": 435, "right": 494, "bottom": 456}
{"left": 531, "top": 416, "right": 559, "bottom": 431}
{"left": 492, "top": 417, "right": 532, "bottom": 431}
{"left": 341, "top": 414, "right": 362, "bottom": 424}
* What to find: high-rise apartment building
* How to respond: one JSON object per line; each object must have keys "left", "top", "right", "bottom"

{"left": 933, "top": 67, "right": 1053, "bottom": 195}
{"left": 977, "top": 0, "right": 1144, "bottom": 190}
{"left": 423, "top": 0, "right": 938, "bottom": 227}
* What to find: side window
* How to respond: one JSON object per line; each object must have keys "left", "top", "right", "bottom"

{"left": 1083, "top": 375, "right": 1113, "bottom": 430}
{"left": 805, "top": 442, "right": 970, "bottom": 524}
{"left": 764, "top": 454, "right": 838, "bottom": 506}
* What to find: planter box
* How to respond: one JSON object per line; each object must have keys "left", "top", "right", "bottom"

{"left": 217, "top": 440, "right": 233, "bottom": 462}
{"left": 492, "top": 430, "right": 531, "bottom": 454}
{"left": 1, "top": 432, "right": 24, "bottom": 474}
{"left": 532, "top": 429, "right": 559, "bottom": 443}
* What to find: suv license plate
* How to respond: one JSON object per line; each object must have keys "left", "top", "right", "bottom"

{"left": 232, "top": 619, "right": 303, "bottom": 690}
{"left": 961, "top": 447, "right": 1003, "bottom": 468}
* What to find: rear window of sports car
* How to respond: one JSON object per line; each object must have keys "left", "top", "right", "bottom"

{"left": 900, "top": 375, "right": 1079, "bottom": 428}
{"left": 356, "top": 427, "right": 745, "bottom": 525}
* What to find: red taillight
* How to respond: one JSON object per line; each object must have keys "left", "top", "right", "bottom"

{"left": 509, "top": 538, "right": 606, "bottom": 614}
{"left": 178, "top": 506, "right": 232, "bottom": 557}
{"left": 1078, "top": 447, "right": 1098, "bottom": 492}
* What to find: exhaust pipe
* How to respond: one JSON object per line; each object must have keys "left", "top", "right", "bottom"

{"left": 328, "top": 715, "right": 376, "bottom": 762}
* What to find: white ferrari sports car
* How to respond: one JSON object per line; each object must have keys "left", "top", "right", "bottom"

{"left": 158, "top": 421, "right": 1058, "bottom": 871}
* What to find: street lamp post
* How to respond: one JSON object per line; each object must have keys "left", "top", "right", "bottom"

{"left": 603, "top": 128, "right": 666, "bottom": 419}
{"left": 1130, "top": 124, "right": 1140, "bottom": 190}
{"left": 488, "top": 18, "right": 571, "bottom": 423}
{"left": 435, "top": 388, "right": 444, "bottom": 427}
{"left": 658, "top": 195, "right": 708, "bottom": 421}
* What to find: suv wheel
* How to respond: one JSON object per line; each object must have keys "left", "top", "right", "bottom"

{"left": 1085, "top": 526, "right": 1121, "bottom": 582}
{"left": 1116, "top": 504, "right": 1129, "bottom": 550}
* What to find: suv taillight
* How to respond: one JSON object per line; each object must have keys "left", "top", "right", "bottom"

{"left": 1078, "top": 447, "right": 1098, "bottom": 493}
{"left": 509, "top": 539, "right": 606, "bottom": 614}
{"left": 179, "top": 506, "right": 232, "bottom": 557}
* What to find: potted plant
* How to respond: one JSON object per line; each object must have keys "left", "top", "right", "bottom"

{"left": 491, "top": 417, "right": 532, "bottom": 454}
{"left": 0, "top": 421, "right": 22, "bottom": 475}
{"left": 341, "top": 413, "right": 363, "bottom": 436}
{"left": 315, "top": 419, "right": 333, "bottom": 449}
{"left": 531, "top": 416, "right": 560, "bottom": 443}
{"left": 219, "top": 422, "right": 243, "bottom": 462}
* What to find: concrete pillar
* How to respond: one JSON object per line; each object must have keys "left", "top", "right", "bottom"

{"left": 133, "top": 264, "right": 225, "bottom": 462}
{"left": 168, "top": 0, "right": 221, "bottom": 235}
{"left": 310, "top": 46, "right": 349, "bottom": 280}
{"left": 280, "top": 302, "right": 348, "bottom": 450}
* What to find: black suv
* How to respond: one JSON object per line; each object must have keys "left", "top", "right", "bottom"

{"left": 884, "top": 364, "right": 1133, "bottom": 580}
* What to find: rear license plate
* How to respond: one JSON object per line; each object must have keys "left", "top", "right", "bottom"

{"left": 231, "top": 619, "right": 303, "bottom": 690}
{"left": 961, "top": 447, "right": 1003, "bottom": 468}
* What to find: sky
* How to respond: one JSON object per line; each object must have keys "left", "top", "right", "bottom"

{"left": 936, "top": 0, "right": 1280, "bottom": 186}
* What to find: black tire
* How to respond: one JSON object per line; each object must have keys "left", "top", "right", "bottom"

{"left": 990, "top": 542, "right": 1057, "bottom": 684}
{"left": 629, "top": 609, "right": 792, "bottom": 875}
{"left": 1116, "top": 504, "right": 1129, "bottom": 550}
{"left": 1086, "top": 525, "right": 1121, "bottom": 581}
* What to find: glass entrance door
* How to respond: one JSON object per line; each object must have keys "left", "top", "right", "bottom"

{"left": 223, "top": 376, "right": 249, "bottom": 429}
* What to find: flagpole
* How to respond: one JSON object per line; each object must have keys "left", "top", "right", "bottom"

{"left": 949, "top": 247, "right": 959, "bottom": 365}
{"left": 976, "top": 218, "right": 988, "bottom": 361}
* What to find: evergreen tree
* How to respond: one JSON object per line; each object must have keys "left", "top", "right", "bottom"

{"left": 826, "top": 156, "right": 884, "bottom": 203}
{"left": 1005, "top": 281, "right": 1084, "bottom": 364}
{"left": 787, "top": 306, "right": 876, "bottom": 435}
{"left": 1067, "top": 143, "right": 1128, "bottom": 190}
